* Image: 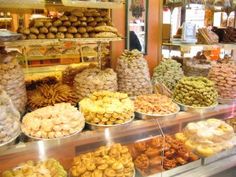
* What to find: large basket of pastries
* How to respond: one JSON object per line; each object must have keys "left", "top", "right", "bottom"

{"left": 152, "top": 59, "right": 184, "bottom": 94}
{"left": 0, "top": 48, "right": 27, "bottom": 114}
{"left": 79, "top": 91, "right": 134, "bottom": 128}
{"left": 69, "top": 143, "right": 135, "bottom": 177}
{"left": 2, "top": 159, "right": 67, "bottom": 177}
{"left": 74, "top": 68, "right": 118, "bottom": 101}
{"left": 134, "top": 93, "right": 180, "bottom": 119}
{"left": 116, "top": 50, "right": 153, "bottom": 97}
{"left": 175, "top": 119, "right": 236, "bottom": 157}
{"left": 0, "top": 88, "right": 21, "bottom": 147}
{"left": 18, "top": 9, "right": 119, "bottom": 39}
{"left": 129, "top": 135, "right": 199, "bottom": 176}
{"left": 21, "top": 103, "right": 85, "bottom": 140}
{"left": 173, "top": 77, "right": 218, "bottom": 110}
{"left": 208, "top": 61, "right": 236, "bottom": 103}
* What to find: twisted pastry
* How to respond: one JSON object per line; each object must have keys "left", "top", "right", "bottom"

{"left": 27, "top": 83, "right": 77, "bottom": 110}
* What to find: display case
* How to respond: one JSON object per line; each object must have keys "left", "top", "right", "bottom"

{"left": 0, "top": 104, "right": 235, "bottom": 176}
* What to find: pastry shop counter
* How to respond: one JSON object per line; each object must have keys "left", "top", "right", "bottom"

{"left": 0, "top": 104, "right": 235, "bottom": 174}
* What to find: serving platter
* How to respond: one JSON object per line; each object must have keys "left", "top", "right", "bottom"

{"left": 175, "top": 102, "right": 218, "bottom": 113}
{"left": 135, "top": 104, "right": 180, "bottom": 120}
{"left": 86, "top": 115, "right": 135, "bottom": 130}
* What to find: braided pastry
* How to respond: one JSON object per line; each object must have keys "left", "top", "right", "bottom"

{"left": 27, "top": 83, "right": 77, "bottom": 110}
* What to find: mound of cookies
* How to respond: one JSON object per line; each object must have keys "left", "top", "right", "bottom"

{"left": 175, "top": 119, "right": 235, "bottom": 157}
{"left": 2, "top": 159, "right": 67, "bottom": 177}
{"left": 152, "top": 59, "right": 184, "bottom": 91}
{"left": 208, "top": 62, "right": 236, "bottom": 99}
{"left": 74, "top": 68, "right": 117, "bottom": 100}
{"left": 70, "top": 143, "right": 134, "bottom": 177}
{"left": 18, "top": 9, "right": 118, "bottom": 39}
{"left": 116, "top": 50, "right": 153, "bottom": 97}
{"left": 134, "top": 94, "right": 179, "bottom": 115}
{"left": 27, "top": 83, "right": 77, "bottom": 111}
{"left": 173, "top": 77, "right": 218, "bottom": 107}
{"left": 0, "top": 89, "right": 20, "bottom": 144}
{"left": 0, "top": 50, "right": 27, "bottom": 113}
{"left": 62, "top": 63, "right": 96, "bottom": 86}
{"left": 129, "top": 135, "right": 199, "bottom": 176}
{"left": 79, "top": 91, "right": 134, "bottom": 125}
{"left": 21, "top": 103, "right": 85, "bottom": 139}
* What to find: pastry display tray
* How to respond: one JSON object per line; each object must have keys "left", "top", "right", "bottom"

{"left": 202, "top": 146, "right": 236, "bottom": 165}
{"left": 175, "top": 102, "right": 218, "bottom": 113}
{"left": 137, "top": 159, "right": 201, "bottom": 177}
{"left": 135, "top": 104, "right": 180, "bottom": 120}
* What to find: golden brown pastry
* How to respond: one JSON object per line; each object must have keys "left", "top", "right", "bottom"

{"left": 58, "top": 26, "right": 67, "bottom": 33}
{"left": 34, "top": 21, "right": 44, "bottom": 27}
{"left": 30, "top": 27, "right": 39, "bottom": 34}
{"left": 68, "top": 27, "right": 77, "bottom": 33}
{"left": 47, "top": 32, "right": 55, "bottom": 39}
{"left": 82, "top": 33, "right": 89, "bottom": 38}
{"left": 145, "top": 147, "right": 160, "bottom": 157}
{"left": 163, "top": 158, "right": 177, "bottom": 170}
{"left": 74, "top": 33, "right": 82, "bottom": 38}
{"left": 60, "top": 15, "right": 69, "bottom": 21}
{"left": 45, "top": 21, "right": 52, "bottom": 28}
{"left": 49, "top": 26, "right": 58, "bottom": 33}
{"left": 28, "top": 34, "right": 37, "bottom": 39}
{"left": 39, "top": 27, "right": 48, "bottom": 34}
{"left": 63, "top": 21, "right": 72, "bottom": 27}
{"left": 56, "top": 32, "right": 65, "bottom": 39}
{"left": 87, "top": 17, "right": 94, "bottom": 22}
{"left": 72, "top": 21, "right": 81, "bottom": 27}
{"left": 149, "top": 156, "right": 162, "bottom": 167}
{"left": 134, "top": 142, "right": 147, "bottom": 152}
{"left": 69, "top": 15, "right": 78, "bottom": 22}
{"left": 38, "top": 33, "right": 46, "bottom": 39}
{"left": 53, "top": 19, "right": 62, "bottom": 27}
{"left": 134, "top": 154, "right": 149, "bottom": 170}
{"left": 65, "top": 33, "right": 74, "bottom": 39}
{"left": 78, "top": 27, "right": 87, "bottom": 33}
{"left": 27, "top": 83, "right": 77, "bottom": 110}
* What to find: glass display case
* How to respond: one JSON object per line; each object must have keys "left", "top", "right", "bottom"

{"left": 0, "top": 104, "right": 235, "bottom": 176}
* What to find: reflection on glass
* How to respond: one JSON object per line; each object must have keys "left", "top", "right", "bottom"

{"left": 126, "top": 0, "right": 148, "bottom": 54}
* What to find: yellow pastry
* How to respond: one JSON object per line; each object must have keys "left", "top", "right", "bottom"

{"left": 175, "top": 133, "right": 187, "bottom": 142}
{"left": 196, "top": 145, "right": 214, "bottom": 157}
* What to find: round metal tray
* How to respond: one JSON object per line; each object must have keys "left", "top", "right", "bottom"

{"left": 22, "top": 121, "right": 85, "bottom": 141}
{"left": 68, "top": 168, "right": 136, "bottom": 177}
{"left": 175, "top": 102, "right": 218, "bottom": 113}
{"left": 86, "top": 116, "right": 135, "bottom": 130}
{"left": 135, "top": 104, "right": 180, "bottom": 119}
{"left": 218, "top": 98, "right": 236, "bottom": 105}
{"left": 0, "top": 129, "right": 21, "bottom": 149}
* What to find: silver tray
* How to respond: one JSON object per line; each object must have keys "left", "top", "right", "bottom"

{"left": 23, "top": 121, "right": 85, "bottom": 141}
{"left": 0, "top": 130, "right": 21, "bottom": 150}
{"left": 175, "top": 102, "right": 218, "bottom": 113}
{"left": 137, "top": 159, "right": 201, "bottom": 177}
{"left": 86, "top": 116, "right": 134, "bottom": 130}
{"left": 201, "top": 146, "right": 236, "bottom": 165}
{"left": 68, "top": 168, "right": 136, "bottom": 177}
{"left": 218, "top": 98, "right": 236, "bottom": 105}
{"left": 135, "top": 104, "right": 180, "bottom": 120}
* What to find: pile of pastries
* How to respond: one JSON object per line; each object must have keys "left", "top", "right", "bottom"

{"left": 27, "top": 83, "right": 77, "bottom": 111}
{"left": 18, "top": 9, "right": 118, "bottom": 39}
{"left": 183, "top": 52, "right": 212, "bottom": 77}
{"left": 226, "top": 117, "right": 236, "bottom": 132}
{"left": 2, "top": 159, "right": 67, "bottom": 177}
{"left": 197, "top": 27, "right": 219, "bottom": 44}
{"left": 70, "top": 143, "right": 134, "bottom": 177}
{"left": 152, "top": 59, "right": 184, "bottom": 91}
{"left": 0, "top": 50, "right": 27, "bottom": 113}
{"left": 25, "top": 76, "right": 58, "bottom": 91}
{"left": 21, "top": 103, "right": 85, "bottom": 139}
{"left": 62, "top": 63, "right": 96, "bottom": 86}
{"left": 79, "top": 91, "right": 134, "bottom": 125}
{"left": 74, "top": 68, "right": 117, "bottom": 100}
{"left": 0, "top": 88, "right": 20, "bottom": 144}
{"left": 208, "top": 62, "right": 236, "bottom": 99}
{"left": 130, "top": 135, "right": 199, "bottom": 176}
{"left": 175, "top": 119, "right": 236, "bottom": 157}
{"left": 116, "top": 50, "right": 153, "bottom": 97}
{"left": 134, "top": 94, "right": 179, "bottom": 115}
{"left": 173, "top": 77, "right": 218, "bottom": 107}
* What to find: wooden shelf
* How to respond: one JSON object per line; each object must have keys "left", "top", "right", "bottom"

{"left": 61, "top": 0, "right": 124, "bottom": 9}
{"left": 3, "top": 37, "right": 123, "bottom": 47}
{"left": 0, "top": 0, "right": 45, "bottom": 9}
{"left": 162, "top": 42, "right": 236, "bottom": 51}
